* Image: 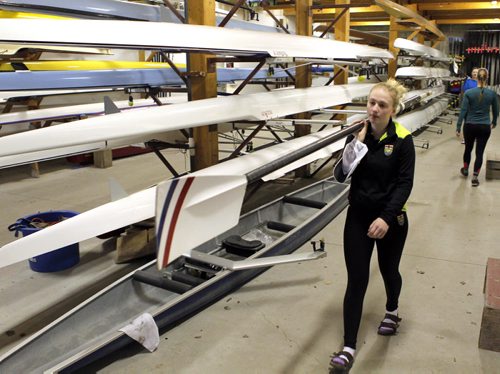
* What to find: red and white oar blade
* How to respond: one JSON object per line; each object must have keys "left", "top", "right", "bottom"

{"left": 155, "top": 174, "right": 247, "bottom": 270}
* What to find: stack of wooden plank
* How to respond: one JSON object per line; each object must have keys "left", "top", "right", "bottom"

{"left": 486, "top": 152, "right": 500, "bottom": 180}
{"left": 478, "top": 257, "right": 500, "bottom": 352}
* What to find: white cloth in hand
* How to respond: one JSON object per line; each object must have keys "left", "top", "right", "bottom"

{"left": 342, "top": 138, "right": 368, "bottom": 179}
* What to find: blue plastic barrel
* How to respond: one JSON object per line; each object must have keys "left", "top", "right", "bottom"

{"left": 8, "top": 210, "right": 80, "bottom": 272}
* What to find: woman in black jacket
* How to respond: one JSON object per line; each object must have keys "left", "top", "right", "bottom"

{"left": 330, "top": 79, "right": 415, "bottom": 373}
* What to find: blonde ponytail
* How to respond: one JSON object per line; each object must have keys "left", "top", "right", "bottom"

{"left": 477, "top": 68, "right": 488, "bottom": 102}
{"left": 477, "top": 68, "right": 488, "bottom": 84}
{"left": 370, "top": 78, "right": 407, "bottom": 112}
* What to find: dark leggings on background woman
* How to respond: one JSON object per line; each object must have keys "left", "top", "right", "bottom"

{"left": 463, "top": 123, "right": 491, "bottom": 173}
{"left": 342, "top": 207, "right": 408, "bottom": 349}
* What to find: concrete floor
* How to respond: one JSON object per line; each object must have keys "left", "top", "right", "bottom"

{"left": 0, "top": 111, "right": 499, "bottom": 373}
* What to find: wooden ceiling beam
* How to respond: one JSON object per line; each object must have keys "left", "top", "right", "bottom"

{"left": 349, "top": 18, "right": 500, "bottom": 26}
{"left": 418, "top": 2, "right": 500, "bottom": 11}
{"left": 350, "top": 20, "right": 390, "bottom": 26}
{"left": 437, "top": 18, "right": 500, "bottom": 24}
{"left": 278, "top": 0, "right": 499, "bottom": 24}
{"left": 408, "top": 0, "right": 492, "bottom": 3}
{"left": 285, "top": 5, "right": 382, "bottom": 16}
{"left": 423, "top": 11, "right": 500, "bottom": 19}
{"left": 349, "top": 28, "right": 389, "bottom": 45}
{"left": 313, "top": 12, "right": 387, "bottom": 21}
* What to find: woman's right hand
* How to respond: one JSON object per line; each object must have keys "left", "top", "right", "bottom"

{"left": 367, "top": 217, "right": 389, "bottom": 239}
{"left": 357, "top": 120, "right": 369, "bottom": 143}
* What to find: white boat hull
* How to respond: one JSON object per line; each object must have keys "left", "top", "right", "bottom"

{"left": 395, "top": 67, "right": 450, "bottom": 79}
{"left": 0, "top": 125, "right": 357, "bottom": 268}
{"left": 394, "top": 38, "right": 450, "bottom": 62}
{"left": 0, "top": 84, "right": 374, "bottom": 157}
{"left": 0, "top": 19, "right": 393, "bottom": 60}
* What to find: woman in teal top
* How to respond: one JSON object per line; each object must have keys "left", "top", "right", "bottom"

{"left": 456, "top": 68, "right": 499, "bottom": 186}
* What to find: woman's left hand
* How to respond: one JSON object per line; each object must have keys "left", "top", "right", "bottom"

{"left": 367, "top": 218, "right": 389, "bottom": 239}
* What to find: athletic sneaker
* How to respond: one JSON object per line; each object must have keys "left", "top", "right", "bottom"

{"left": 472, "top": 177, "right": 479, "bottom": 187}
{"left": 460, "top": 167, "right": 468, "bottom": 177}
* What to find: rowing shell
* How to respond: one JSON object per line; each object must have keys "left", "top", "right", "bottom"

{"left": 398, "top": 85, "right": 445, "bottom": 113}
{"left": 395, "top": 67, "right": 451, "bottom": 79}
{"left": 0, "top": 61, "right": 173, "bottom": 71}
{"left": 398, "top": 97, "right": 448, "bottom": 133}
{"left": 0, "top": 67, "right": 287, "bottom": 91}
{"left": 0, "top": 44, "right": 110, "bottom": 56}
{"left": 0, "top": 8, "right": 70, "bottom": 19}
{"left": 394, "top": 38, "right": 451, "bottom": 63}
{"left": 0, "top": 96, "right": 185, "bottom": 126}
{"left": 0, "top": 88, "right": 116, "bottom": 104}
{"left": 0, "top": 19, "right": 393, "bottom": 60}
{"left": 0, "top": 0, "right": 167, "bottom": 21}
{"left": 0, "top": 123, "right": 355, "bottom": 269}
{"left": 0, "top": 176, "right": 348, "bottom": 373}
{"left": 0, "top": 84, "right": 375, "bottom": 157}
{"left": 0, "top": 0, "right": 283, "bottom": 33}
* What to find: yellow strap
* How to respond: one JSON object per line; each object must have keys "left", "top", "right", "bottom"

{"left": 0, "top": 61, "right": 187, "bottom": 71}
{"left": 0, "top": 10, "right": 74, "bottom": 20}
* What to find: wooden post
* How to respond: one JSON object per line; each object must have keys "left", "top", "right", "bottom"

{"left": 333, "top": 0, "right": 350, "bottom": 121}
{"left": 294, "top": 0, "right": 313, "bottom": 177}
{"left": 27, "top": 98, "right": 42, "bottom": 177}
{"left": 388, "top": 15, "right": 398, "bottom": 79}
{"left": 334, "top": 0, "right": 350, "bottom": 86}
{"left": 139, "top": 50, "right": 147, "bottom": 99}
{"left": 478, "top": 258, "right": 500, "bottom": 352}
{"left": 93, "top": 92, "right": 113, "bottom": 172}
{"left": 187, "top": 0, "right": 219, "bottom": 172}
{"left": 295, "top": 0, "right": 312, "bottom": 89}
{"left": 417, "top": 33, "right": 426, "bottom": 45}
{"left": 94, "top": 150, "right": 113, "bottom": 168}
{"left": 414, "top": 33, "right": 426, "bottom": 89}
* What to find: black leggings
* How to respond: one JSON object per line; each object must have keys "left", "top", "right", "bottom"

{"left": 463, "top": 123, "right": 491, "bottom": 174}
{"left": 342, "top": 207, "right": 408, "bottom": 349}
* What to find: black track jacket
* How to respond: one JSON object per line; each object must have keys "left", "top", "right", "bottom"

{"left": 347, "top": 119, "right": 415, "bottom": 226}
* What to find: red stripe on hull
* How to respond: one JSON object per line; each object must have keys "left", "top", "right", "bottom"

{"left": 161, "top": 177, "right": 195, "bottom": 268}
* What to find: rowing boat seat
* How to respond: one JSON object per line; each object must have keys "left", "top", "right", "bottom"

{"left": 222, "top": 235, "right": 265, "bottom": 257}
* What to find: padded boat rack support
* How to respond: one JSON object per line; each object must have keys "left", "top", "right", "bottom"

{"left": 413, "top": 137, "right": 430, "bottom": 149}
{"left": 189, "top": 249, "right": 326, "bottom": 271}
{"left": 424, "top": 124, "right": 443, "bottom": 134}
{"left": 435, "top": 116, "right": 453, "bottom": 125}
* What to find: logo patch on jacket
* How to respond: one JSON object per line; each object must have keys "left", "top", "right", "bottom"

{"left": 384, "top": 144, "right": 394, "bottom": 156}
{"left": 397, "top": 214, "right": 405, "bottom": 226}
